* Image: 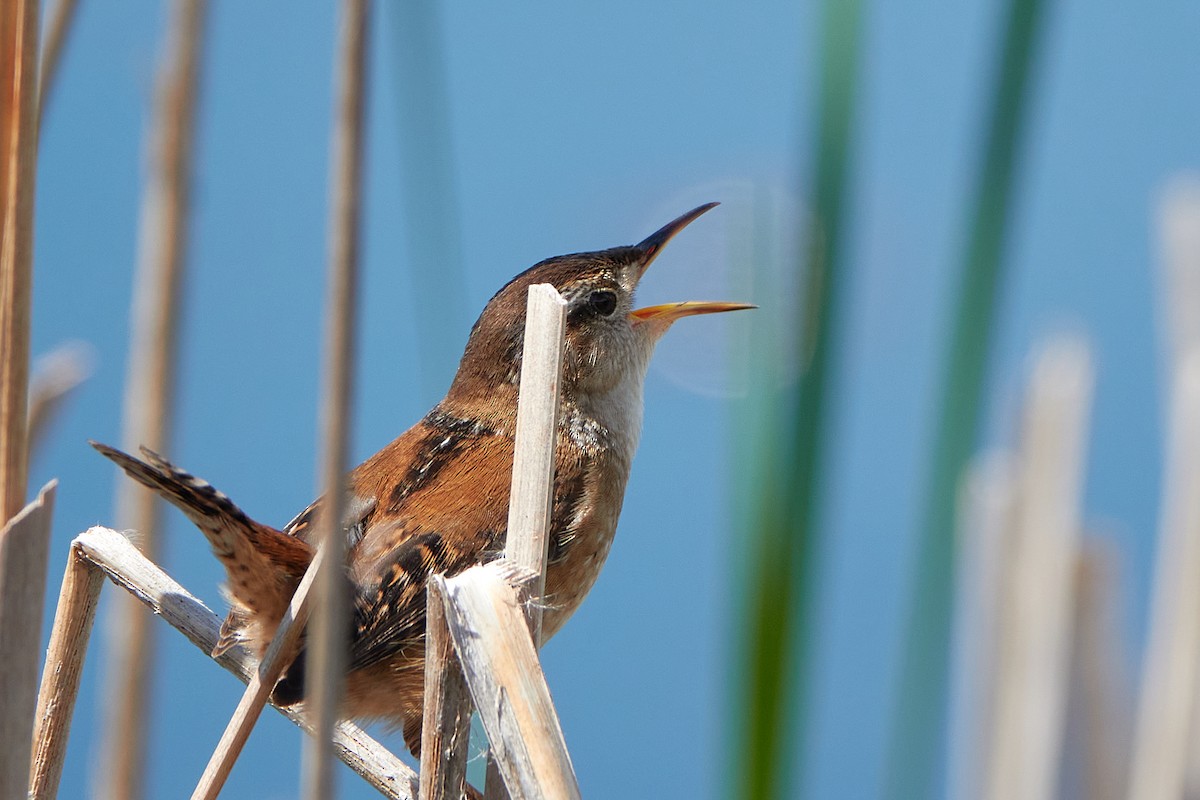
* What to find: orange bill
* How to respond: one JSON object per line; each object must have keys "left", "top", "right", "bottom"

{"left": 629, "top": 301, "right": 756, "bottom": 323}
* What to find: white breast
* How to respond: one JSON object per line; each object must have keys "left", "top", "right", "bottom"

{"left": 573, "top": 345, "right": 652, "bottom": 462}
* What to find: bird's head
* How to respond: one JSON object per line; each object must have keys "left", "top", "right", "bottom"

{"left": 445, "top": 203, "right": 753, "bottom": 424}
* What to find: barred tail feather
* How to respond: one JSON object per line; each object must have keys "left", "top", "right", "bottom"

{"left": 91, "top": 440, "right": 314, "bottom": 656}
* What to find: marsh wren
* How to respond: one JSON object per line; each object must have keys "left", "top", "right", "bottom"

{"left": 94, "top": 203, "right": 751, "bottom": 754}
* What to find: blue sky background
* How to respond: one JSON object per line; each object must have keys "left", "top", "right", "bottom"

{"left": 26, "top": 1, "right": 1200, "bottom": 798}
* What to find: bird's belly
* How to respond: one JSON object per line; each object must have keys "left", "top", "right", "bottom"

{"left": 540, "top": 514, "right": 620, "bottom": 640}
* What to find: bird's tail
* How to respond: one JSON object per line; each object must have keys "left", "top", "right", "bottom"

{"left": 91, "top": 441, "right": 314, "bottom": 655}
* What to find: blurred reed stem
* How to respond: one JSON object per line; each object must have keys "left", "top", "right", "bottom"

{"left": 1071, "top": 540, "right": 1128, "bottom": 800}
{"left": 981, "top": 338, "right": 1091, "bottom": 800}
{"left": 98, "top": 2, "right": 207, "bottom": 798}
{"left": 884, "top": 0, "right": 1050, "bottom": 796}
{"left": 302, "top": 0, "right": 369, "bottom": 796}
{"left": 945, "top": 454, "right": 1013, "bottom": 800}
{"left": 0, "top": 0, "right": 40, "bottom": 524}
{"left": 732, "top": 2, "right": 862, "bottom": 798}
{"left": 385, "top": 2, "right": 467, "bottom": 406}
{"left": 1128, "top": 178, "right": 1200, "bottom": 800}
{"left": 0, "top": 483, "right": 56, "bottom": 800}
{"left": 26, "top": 342, "right": 93, "bottom": 465}
{"left": 36, "top": 0, "right": 80, "bottom": 124}
{"left": 1, "top": 4, "right": 51, "bottom": 797}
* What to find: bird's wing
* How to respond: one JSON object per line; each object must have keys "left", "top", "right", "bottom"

{"left": 345, "top": 421, "right": 518, "bottom": 670}
{"left": 270, "top": 411, "right": 513, "bottom": 696}
{"left": 212, "top": 440, "right": 395, "bottom": 658}
{"left": 280, "top": 490, "right": 377, "bottom": 550}
{"left": 276, "top": 414, "right": 471, "bottom": 557}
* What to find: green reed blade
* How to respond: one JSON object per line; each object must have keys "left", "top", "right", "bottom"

{"left": 883, "top": 1, "right": 1050, "bottom": 797}
{"left": 731, "top": 1, "right": 863, "bottom": 798}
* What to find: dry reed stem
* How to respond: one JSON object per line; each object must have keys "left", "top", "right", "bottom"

{"left": 481, "top": 284, "right": 566, "bottom": 800}
{"left": 1072, "top": 541, "right": 1129, "bottom": 800}
{"left": 504, "top": 285, "right": 567, "bottom": 645}
{"left": 0, "top": 3, "right": 43, "bottom": 780}
{"left": 0, "top": 28, "right": 45, "bottom": 788}
{"left": 191, "top": 546, "right": 325, "bottom": 800}
{"left": 1156, "top": 177, "right": 1200, "bottom": 798}
{"left": 1158, "top": 177, "right": 1200, "bottom": 388}
{"left": 36, "top": 0, "right": 80, "bottom": 123}
{"left": 28, "top": 526, "right": 104, "bottom": 800}
{"left": 0, "top": 482, "right": 56, "bottom": 800}
{"left": 100, "top": 3, "right": 207, "bottom": 798}
{"left": 946, "top": 454, "right": 1014, "bottom": 800}
{"left": 304, "top": 1, "right": 370, "bottom": 797}
{"left": 419, "top": 578, "right": 474, "bottom": 800}
{"left": 1128, "top": 354, "right": 1200, "bottom": 800}
{"left": 438, "top": 563, "right": 581, "bottom": 800}
{"left": 1127, "top": 177, "right": 1200, "bottom": 800}
{"left": 28, "top": 527, "right": 417, "bottom": 799}
{"left": 983, "top": 337, "right": 1093, "bottom": 800}
{"left": 0, "top": 0, "right": 39, "bottom": 524}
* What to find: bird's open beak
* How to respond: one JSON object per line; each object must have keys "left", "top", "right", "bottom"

{"left": 635, "top": 202, "right": 720, "bottom": 279}
{"left": 630, "top": 301, "right": 756, "bottom": 324}
{"left": 631, "top": 205, "right": 754, "bottom": 325}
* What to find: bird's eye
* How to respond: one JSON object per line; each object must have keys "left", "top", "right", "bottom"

{"left": 587, "top": 290, "right": 618, "bottom": 317}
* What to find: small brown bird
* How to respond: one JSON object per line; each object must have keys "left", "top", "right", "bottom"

{"left": 94, "top": 203, "right": 751, "bottom": 754}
